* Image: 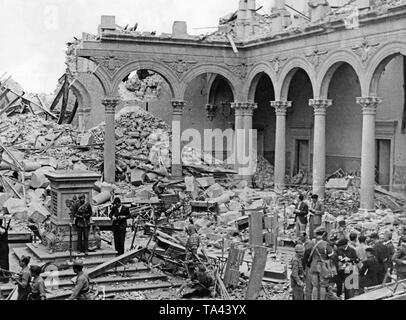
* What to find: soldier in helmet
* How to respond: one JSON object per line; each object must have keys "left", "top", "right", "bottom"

{"left": 291, "top": 244, "right": 306, "bottom": 300}
{"left": 67, "top": 259, "right": 91, "bottom": 300}
{"left": 307, "top": 226, "right": 335, "bottom": 300}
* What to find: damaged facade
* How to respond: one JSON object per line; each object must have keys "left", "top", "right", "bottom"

{"left": 66, "top": 0, "right": 406, "bottom": 213}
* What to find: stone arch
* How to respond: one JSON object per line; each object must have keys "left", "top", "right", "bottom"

{"left": 91, "top": 64, "right": 113, "bottom": 97}
{"left": 208, "top": 75, "right": 234, "bottom": 105}
{"left": 70, "top": 78, "right": 92, "bottom": 110}
{"left": 180, "top": 64, "right": 239, "bottom": 101}
{"left": 111, "top": 60, "right": 182, "bottom": 98}
{"left": 366, "top": 41, "right": 406, "bottom": 96}
{"left": 244, "top": 63, "right": 277, "bottom": 102}
{"left": 317, "top": 50, "right": 364, "bottom": 99}
{"left": 278, "top": 57, "right": 316, "bottom": 100}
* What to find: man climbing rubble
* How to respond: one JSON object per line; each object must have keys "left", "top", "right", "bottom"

{"left": 307, "top": 227, "right": 335, "bottom": 300}
{"left": 179, "top": 264, "right": 214, "bottom": 299}
{"left": 184, "top": 224, "right": 201, "bottom": 279}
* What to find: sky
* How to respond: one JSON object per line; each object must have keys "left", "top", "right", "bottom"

{"left": 0, "top": 0, "right": 311, "bottom": 93}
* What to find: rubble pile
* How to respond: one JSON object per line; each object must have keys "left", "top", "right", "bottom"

{"left": 253, "top": 155, "right": 274, "bottom": 189}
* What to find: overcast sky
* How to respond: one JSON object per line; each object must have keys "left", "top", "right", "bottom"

{"left": 0, "top": 0, "right": 311, "bottom": 93}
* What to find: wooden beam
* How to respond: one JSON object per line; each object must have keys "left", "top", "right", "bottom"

{"left": 67, "top": 99, "right": 79, "bottom": 124}
{"left": 245, "top": 246, "right": 268, "bottom": 300}
{"left": 0, "top": 96, "right": 21, "bottom": 116}
{"left": 49, "top": 81, "right": 64, "bottom": 112}
{"left": 58, "top": 74, "right": 70, "bottom": 125}
{"left": 350, "top": 279, "right": 406, "bottom": 300}
{"left": 87, "top": 248, "right": 144, "bottom": 279}
{"left": 0, "top": 88, "right": 10, "bottom": 102}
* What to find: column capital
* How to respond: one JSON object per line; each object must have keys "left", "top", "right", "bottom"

{"left": 356, "top": 97, "right": 382, "bottom": 115}
{"left": 231, "top": 102, "right": 258, "bottom": 117}
{"left": 102, "top": 97, "right": 119, "bottom": 114}
{"left": 171, "top": 100, "right": 186, "bottom": 116}
{"left": 309, "top": 99, "right": 332, "bottom": 115}
{"left": 270, "top": 100, "right": 292, "bottom": 116}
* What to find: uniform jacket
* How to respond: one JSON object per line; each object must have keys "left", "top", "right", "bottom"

{"left": 30, "top": 276, "right": 47, "bottom": 300}
{"left": 291, "top": 255, "right": 305, "bottom": 286}
{"left": 393, "top": 245, "right": 406, "bottom": 274}
{"left": 109, "top": 205, "right": 130, "bottom": 229}
{"left": 74, "top": 202, "right": 93, "bottom": 228}
{"left": 69, "top": 271, "right": 90, "bottom": 300}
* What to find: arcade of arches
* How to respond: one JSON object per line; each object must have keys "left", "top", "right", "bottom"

{"left": 70, "top": 1, "right": 406, "bottom": 213}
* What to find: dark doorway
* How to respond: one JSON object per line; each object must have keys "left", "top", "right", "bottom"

{"left": 376, "top": 139, "right": 391, "bottom": 190}
{"left": 295, "top": 139, "right": 310, "bottom": 175}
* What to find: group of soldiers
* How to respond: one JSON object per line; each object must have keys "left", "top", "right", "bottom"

{"left": 290, "top": 193, "right": 406, "bottom": 300}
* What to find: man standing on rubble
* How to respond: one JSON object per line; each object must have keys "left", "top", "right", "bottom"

{"left": 294, "top": 195, "right": 309, "bottom": 238}
{"left": 185, "top": 225, "right": 200, "bottom": 278}
{"left": 309, "top": 194, "right": 324, "bottom": 239}
{"left": 74, "top": 194, "right": 93, "bottom": 255}
{"left": 110, "top": 197, "right": 131, "bottom": 256}
{"left": 0, "top": 211, "right": 10, "bottom": 283}
{"left": 307, "top": 227, "right": 335, "bottom": 300}
{"left": 393, "top": 236, "right": 406, "bottom": 280}
{"left": 370, "top": 232, "right": 390, "bottom": 283}
{"left": 291, "top": 244, "right": 306, "bottom": 300}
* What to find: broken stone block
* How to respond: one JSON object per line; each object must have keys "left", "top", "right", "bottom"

{"left": 22, "top": 160, "right": 41, "bottom": 172}
{"left": 144, "top": 172, "right": 158, "bottom": 183}
{"left": 80, "top": 132, "right": 95, "bottom": 146}
{"left": 30, "top": 172, "right": 50, "bottom": 189}
{"left": 73, "top": 162, "right": 88, "bottom": 171}
{"left": 34, "top": 188, "right": 47, "bottom": 200}
{"left": 210, "top": 191, "right": 233, "bottom": 206}
{"left": 206, "top": 183, "right": 224, "bottom": 198}
{"left": 93, "top": 191, "right": 111, "bottom": 205}
{"left": 228, "top": 200, "right": 242, "bottom": 212}
{"left": 206, "top": 233, "right": 223, "bottom": 242}
{"left": 218, "top": 211, "right": 242, "bottom": 226}
{"left": 194, "top": 218, "right": 212, "bottom": 230}
{"left": 173, "top": 220, "right": 188, "bottom": 230}
{"left": 28, "top": 202, "right": 50, "bottom": 224}
{"left": 131, "top": 169, "right": 146, "bottom": 187}
{"left": 0, "top": 193, "right": 11, "bottom": 208}
{"left": 3, "top": 198, "right": 28, "bottom": 220}
{"left": 196, "top": 177, "right": 215, "bottom": 188}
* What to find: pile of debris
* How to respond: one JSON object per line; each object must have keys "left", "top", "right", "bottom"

{"left": 253, "top": 155, "right": 274, "bottom": 189}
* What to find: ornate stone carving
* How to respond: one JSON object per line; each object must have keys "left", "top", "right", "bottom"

{"left": 270, "top": 57, "right": 288, "bottom": 74}
{"left": 271, "top": 101, "right": 292, "bottom": 116}
{"left": 92, "top": 56, "right": 129, "bottom": 76}
{"left": 102, "top": 98, "right": 119, "bottom": 114}
{"left": 226, "top": 63, "right": 253, "bottom": 79}
{"left": 356, "top": 97, "right": 382, "bottom": 115}
{"left": 172, "top": 100, "right": 186, "bottom": 116}
{"left": 352, "top": 38, "right": 380, "bottom": 64}
{"left": 306, "top": 49, "right": 328, "bottom": 70}
{"left": 163, "top": 59, "right": 197, "bottom": 77}
{"left": 205, "top": 104, "right": 218, "bottom": 121}
{"left": 309, "top": 99, "right": 332, "bottom": 115}
{"left": 231, "top": 102, "right": 258, "bottom": 116}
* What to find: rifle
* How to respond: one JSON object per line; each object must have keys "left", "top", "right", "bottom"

{"left": 0, "top": 268, "right": 21, "bottom": 278}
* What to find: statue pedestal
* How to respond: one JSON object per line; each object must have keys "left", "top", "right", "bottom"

{"left": 42, "top": 170, "right": 102, "bottom": 253}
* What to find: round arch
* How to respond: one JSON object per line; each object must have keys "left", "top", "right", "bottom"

{"left": 317, "top": 50, "right": 365, "bottom": 98}
{"left": 278, "top": 57, "right": 316, "bottom": 100}
{"left": 366, "top": 41, "right": 406, "bottom": 96}
{"left": 111, "top": 60, "right": 182, "bottom": 98}
{"left": 208, "top": 75, "right": 235, "bottom": 105}
{"left": 180, "top": 64, "right": 240, "bottom": 101}
{"left": 243, "top": 63, "right": 277, "bottom": 102}
{"left": 70, "top": 78, "right": 92, "bottom": 110}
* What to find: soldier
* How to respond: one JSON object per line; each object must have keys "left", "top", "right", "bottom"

{"left": 393, "top": 236, "right": 406, "bottom": 280}
{"left": 291, "top": 244, "right": 306, "bottom": 300}
{"left": 67, "top": 259, "right": 91, "bottom": 300}
{"left": 307, "top": 227, "right": 335, "bottom": 300}
{"left": 294, "top": 194, "right": 309, "bottom": 238}
{"left": 28, "top": 265, "right": 46, "bottom": 300}
{"left": 13, "top": 255, "right": 32, "bottom": 300}
{"left": 74, "top": 194, "right": 93, "bottom": 255}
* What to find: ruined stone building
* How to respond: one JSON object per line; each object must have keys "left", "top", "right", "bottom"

{"left": 66, "top": 0, "right": 406, "bottom": 213}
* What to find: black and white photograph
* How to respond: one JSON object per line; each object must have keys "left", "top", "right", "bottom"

{"left": 0, "top": 0, "right": 406, "bottom": 309}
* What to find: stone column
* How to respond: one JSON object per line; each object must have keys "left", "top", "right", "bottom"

{"left": 171, "top": 100, "right": 186, "bottom": 178}
{"left": 231, "top": 102, "right": 258, "bottom": 182}
{"left": 102, "top": 98, "right": 119, "bottom": 183}
{"left": 271, "top": 101, "right": 292, "bottom": 192}
{"left": 357, "top": 97, "right": 382, "bottom": 212}
{"left": 309, "top": 99, "right": 332, "bottom": 200}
